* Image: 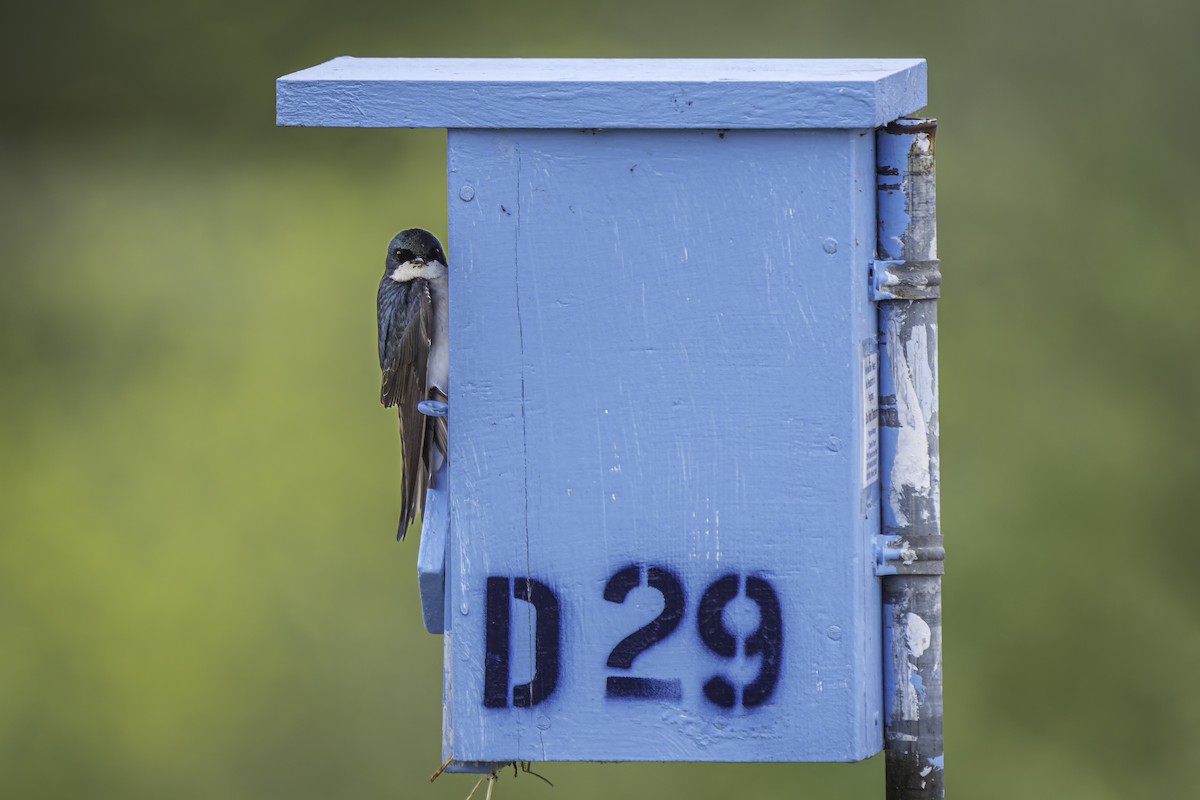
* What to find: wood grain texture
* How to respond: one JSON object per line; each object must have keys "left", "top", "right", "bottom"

{"left": 444, "top": 130, "right": 527, "bottom": 762}
{"left": 441, "top": 128, "right": 882, "bottom": 763}
{"left": 277, "top": 57, "right": 926, "bottom": 129}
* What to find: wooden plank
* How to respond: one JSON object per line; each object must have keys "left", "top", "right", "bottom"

{"left": 443, "top": 129, "right": 528, "bottom": 763}
{"left": 443, "top": 128, "right": 882, "bottom": 763}
{"left": 277, "top": 57, "right": 926, "bottom": 129}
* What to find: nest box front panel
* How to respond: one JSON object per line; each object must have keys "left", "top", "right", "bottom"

{"left": 445, "top": 128, "right": 881, "bottom": 763}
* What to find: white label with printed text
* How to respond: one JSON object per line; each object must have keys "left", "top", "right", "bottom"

{"left": 862, "top": 342, "right": 880, "bottom": 486}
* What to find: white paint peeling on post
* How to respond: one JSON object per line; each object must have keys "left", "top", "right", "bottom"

{"left": 876, "top": 118, "right": 944, "bottom": 800}
{"left": 886, "top": 319, "right": 935, "bottom": 528}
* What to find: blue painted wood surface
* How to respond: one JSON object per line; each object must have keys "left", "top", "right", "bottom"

{"left": 276, "top": 58, "right": 926, "bottom": 129}
{"left": 443, "top": 128, "right": 883, "bottom": 763}
{"left": 273, "top": 57, "right": 930, "bottom": 765}
{"left": 416, "top": 462, "right": 448, "bottom": 634}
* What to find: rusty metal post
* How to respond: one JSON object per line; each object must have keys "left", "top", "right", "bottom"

{"left": 874, "top": 118, "right": 944, "bottom": 799}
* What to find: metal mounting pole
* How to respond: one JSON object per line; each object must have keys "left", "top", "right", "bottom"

{"left": 875, "top": 118, "right": 944, "bottom": 800}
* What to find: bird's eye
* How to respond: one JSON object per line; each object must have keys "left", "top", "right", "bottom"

{"left": 393, "top": 248, "right": 402, "bottom": 259}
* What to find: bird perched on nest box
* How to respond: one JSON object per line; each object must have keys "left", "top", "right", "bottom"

{"left": 377, "top": 228, "right": 449, "bottom": 539}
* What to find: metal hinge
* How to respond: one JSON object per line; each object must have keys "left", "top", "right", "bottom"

{"left": 870, "top": 259, "right": 941, "bottom": 302}
{"left": 874, "top": 533, "right": 945, "bottom": 576}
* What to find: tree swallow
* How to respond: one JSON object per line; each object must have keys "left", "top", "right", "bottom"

{"left": 377, "top": 229, "right": 449, "bottom": 539}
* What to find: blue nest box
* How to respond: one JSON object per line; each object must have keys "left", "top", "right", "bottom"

{"left": 278, "top": 58, "right": 928, "bottom": 767}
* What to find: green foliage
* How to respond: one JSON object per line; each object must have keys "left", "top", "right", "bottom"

{"left": 3, "top": 0, "right": 1200, "bottom": 796}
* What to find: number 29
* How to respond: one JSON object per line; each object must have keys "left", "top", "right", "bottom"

{"left": 603, "top": 564, "right": 783, "bottom": 709}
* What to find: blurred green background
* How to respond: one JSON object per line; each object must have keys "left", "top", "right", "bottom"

{"left": 3, "top": 0, "right": 1198, "bottom": 797}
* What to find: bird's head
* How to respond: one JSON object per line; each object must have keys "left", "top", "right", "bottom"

{"left": 383, "top": 228, "right": 448, "bottom": 284}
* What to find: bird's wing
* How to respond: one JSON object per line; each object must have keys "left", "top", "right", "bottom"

{"left": 378, "top": 279, "right": 432, "bottom": 539}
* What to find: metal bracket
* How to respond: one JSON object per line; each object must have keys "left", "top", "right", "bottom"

{"left": 874, "top": 533, "right": 945, "bottom": 576}
{"left": 870, "top": 259, "right": 941, "bottom": 302}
